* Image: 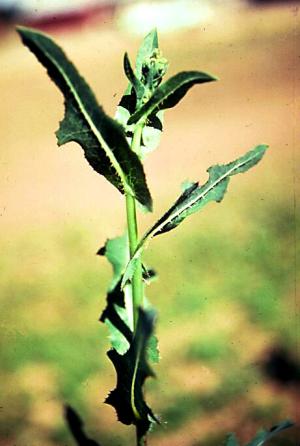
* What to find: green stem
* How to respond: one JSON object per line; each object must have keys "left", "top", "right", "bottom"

{"left": 126, "top": 122, "right": 146, "bottom": 446}
{"left": 126, "top": 193, "right": 143, "bottom": 330}
{"left": 126, "top": 122, "right": 144, "bottom": 331}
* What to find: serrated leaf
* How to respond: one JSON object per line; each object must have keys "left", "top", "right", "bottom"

{"left": 245, "top": 420, "right": 294, "bottom": 446}
{"left": 128, "top": 71, "right": 217, "bottom": 125}
{"left": 105, "top": 308, "right": 159, "bottom": 439}
{"left": 225, "top": 433, "right": 240, "bottom": 446}
{"left": 100, "top": 281, "right": 132, "bottom": 354}
{"left": 98, "top": 236, "right": 158, "bottom": 357}
{"left": 122, "top": 145, "right": 268, "bottom": 287}
{"left": 17, "top": 26, "right": 152, "bottom": 211}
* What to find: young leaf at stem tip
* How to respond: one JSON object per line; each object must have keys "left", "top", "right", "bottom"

{"left": 116, "top": 28, "right": 168, "bottom": 159}
{"left": 16, "top": 26, "right": 152, "bottom": 211}
{"left": 121, "top": 144, "right": 268, "bottom": 288}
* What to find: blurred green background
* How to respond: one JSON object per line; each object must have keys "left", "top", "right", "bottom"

{"left": 0, "top": 1, "right": 299, "bottom": 445}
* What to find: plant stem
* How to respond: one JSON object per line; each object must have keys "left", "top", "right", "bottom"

{"left": 126, "top": 193, "right": 143, "bottom": 330}
{"left": 126, "top": 122, "right": 147, "bottom": 446}
{"left": 126, "top": 123, "right": 144, "bottom": 331}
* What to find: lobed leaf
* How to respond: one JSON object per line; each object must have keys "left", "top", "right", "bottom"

{"left": 98, "top": 236, "right": 132, "bottom": 354}
{"left": 98, "top": 236, "right": 159, "bottom": 360}
{"left": 105, "top": 308, "right": 159, "bottom": 439}
{"left": 17, "top": 26, "right": 152, "bottom": 211}
{"left": 128, "top": 70, "right": 218, "bottom": 125}
{"left": 122, "top": 145, "right": 268, "bottom": 287}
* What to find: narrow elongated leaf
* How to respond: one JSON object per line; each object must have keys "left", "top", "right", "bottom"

{"left": 17, "top": 26, "right": 152, "bottom": 211}
{"left": 106, "top": 308, "right": 158, "bottom": 439}
{"left": 128, "top": 71, "right": 217, "bottom": 125}
{"left": 123, "top": 52, "right": 145, "bottom": 102}
{"left": 245, "top": 420, "right": 294, "bottom": 446}
{"left": 122, "top": 145, "right": 268, "bottom": 287}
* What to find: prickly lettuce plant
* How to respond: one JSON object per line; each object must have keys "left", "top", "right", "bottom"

{"left": 17, "top": 27, "right": 294, "bottom": 446}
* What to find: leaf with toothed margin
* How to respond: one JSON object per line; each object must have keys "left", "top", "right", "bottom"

{"left": 245, "top": 420, "right": 294, "bottom": 446}
{"left": 105, "top": 308, "right": 159, "bottom": 439}
{"left": 121, "top": 145, "right": 268, "bottom": 287}
{"left": 98, "top": 236, "right": 159, "bottom": 360}
{"left": 17, "top": 26, "right": 152, "bottom": 211}
{"left": 128, "top": 70, "right": 218, "bottom": 125}
{"left": 97, "top": 235, "right": 132, "bottom": 354}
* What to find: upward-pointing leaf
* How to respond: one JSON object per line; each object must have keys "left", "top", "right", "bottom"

{"left": 116, "top": 28, "right": 168, "bottom": 159}
{"left": 128, "top": 70, "right": 218, "bottom": 125}
{"left": 123, "top": 53, "right": 145, "bottom": 103}
{"left": 135, "top": 28, "right": 159, "bottom": 80}
{"left": 17, "top": 26, "right": 152, "bottom": 211}
{"left": 121, "top": 145, "right": 268, "bottom": 287}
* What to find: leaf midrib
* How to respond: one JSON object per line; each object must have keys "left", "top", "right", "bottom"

{"left": 146, "top": 152, "right": 257, "bottom": 239}
{"left": 130, "top": 336, "right": 143, "bottom": 421}
{"left": 124, "top": 150, "right": 262, "bottom": 277}
{"left": 38, "top": 33, "right": 133, "bottom": 196}
{"left": 130, "top": 71, "right": 216, "bottom": 124}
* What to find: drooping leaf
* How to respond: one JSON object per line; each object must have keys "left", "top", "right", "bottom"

{"left": 121, "top": 145, "right": 268, "bottom": 287}
{"left": 106, "top": 308, "right": 159, "bottom": 439}
{"left": 128, "top": 70, "right": 218, "bottom": 125}
{"left": 245, "top": 420, "right": 294, "bottom": 446}
{"left": 225, "top": 433, "right": 240, "bottom": 446}
{"left": 17, "top": 26, "right": 152, "bottom": 211}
